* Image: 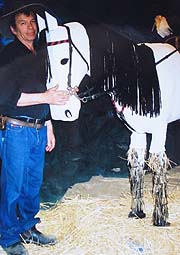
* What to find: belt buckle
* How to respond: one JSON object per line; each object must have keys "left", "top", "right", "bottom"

{"left": 34, "top": 119, "right": 40, "bottom": 128}
{"left": 0, "top": 116, "right": 6, "bottom": 130}
{"left": 35, "top": 119, "right": 39, "bottom": 125}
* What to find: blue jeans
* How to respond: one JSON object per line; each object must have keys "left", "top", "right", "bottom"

{"left": 0, "top": 123, "right": 47, "bottom": 247}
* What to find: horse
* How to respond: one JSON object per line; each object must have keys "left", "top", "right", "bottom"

{"left": 37, "top": 11, "right": 180, "bottom": 226}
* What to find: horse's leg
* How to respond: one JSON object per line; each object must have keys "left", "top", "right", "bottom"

{"left": 128, "top": 132, "right": 146, "bottom": 218}
{"left": 149, "top": 124, "right": 170, "bottom": 226}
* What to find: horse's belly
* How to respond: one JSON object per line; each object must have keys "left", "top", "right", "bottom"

{"left": 122, "top": 107, "right": 165, "bottom": 133}
{"left": 122, "top": 105, "right": 180, "bottom": 135}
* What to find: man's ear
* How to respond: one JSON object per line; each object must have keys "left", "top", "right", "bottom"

{"left": 10, "top": 26, "right": 17, "bottom": 35}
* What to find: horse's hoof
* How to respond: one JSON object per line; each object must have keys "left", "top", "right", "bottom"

{"left": 128, "top": 210, "right": 146, "bottom": 219}
{"left": 153, "top": 221, "right": 171, "bottom": 227}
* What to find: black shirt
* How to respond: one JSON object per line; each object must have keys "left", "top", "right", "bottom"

{"left": 0, "top": 38, "right": 49, "bottom": 119}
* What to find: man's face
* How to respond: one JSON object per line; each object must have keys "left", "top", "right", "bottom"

{"left": 10, "top": 13, "right": 37, "bottom": 44}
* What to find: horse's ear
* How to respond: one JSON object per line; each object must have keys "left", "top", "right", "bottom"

{"left": 45, "top": 11, "right": 59, "bottom": 31}
{"left": 37, "top": 14, "right": 46, "bottom": 33}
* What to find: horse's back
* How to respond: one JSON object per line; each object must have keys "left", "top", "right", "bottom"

{"left": 144, "top": 43, "right": 180, "bottom": 123}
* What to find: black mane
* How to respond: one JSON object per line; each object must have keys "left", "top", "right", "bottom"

{"left": 85, "top": 23, "right": 161, "bottom": 116}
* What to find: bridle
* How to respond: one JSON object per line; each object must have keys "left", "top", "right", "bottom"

{"left": 47, "top": 24, "right": 90, "bottom": 101}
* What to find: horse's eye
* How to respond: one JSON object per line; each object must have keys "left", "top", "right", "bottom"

{"left": 61, "top": 58, "right": 69, "bottom": 65}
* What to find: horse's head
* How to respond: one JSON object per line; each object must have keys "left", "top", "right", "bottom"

{"left": 37, "top": 12, "right": 90, "bottom": 121}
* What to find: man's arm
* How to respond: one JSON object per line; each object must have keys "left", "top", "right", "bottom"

{"left": 17, "top": 85, "right": 70, "bottom": 106}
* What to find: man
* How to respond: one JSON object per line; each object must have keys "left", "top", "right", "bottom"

{"left": 0, "top": 1, "right": 70, "bottom": 254}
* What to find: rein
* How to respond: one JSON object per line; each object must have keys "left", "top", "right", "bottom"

{"left": 155, "top": 46, "right": 180, "bottom": 65}
{"left": 79, "top": 91, "right": 107, "bottom": 103}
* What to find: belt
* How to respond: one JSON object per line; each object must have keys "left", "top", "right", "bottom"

{"left": 0, "top": 116, "right": 45, "bottom": 129}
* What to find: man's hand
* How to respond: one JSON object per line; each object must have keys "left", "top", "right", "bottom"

{"left": 45, "top": 120, "right": 55, "bottom": 152}
{"left": 44, "top": 85, "right": 70, "bottom": 105}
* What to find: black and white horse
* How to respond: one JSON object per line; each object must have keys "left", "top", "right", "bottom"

{"left": 38, "top": 12, "right": 180, "bottom": 226}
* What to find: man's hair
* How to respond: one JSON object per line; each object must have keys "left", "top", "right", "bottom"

{"left": 9, "top": 7, "right": 37, "bottom": 29}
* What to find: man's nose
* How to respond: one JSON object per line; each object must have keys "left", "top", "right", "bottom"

{"left": 28, "top": 22, "right": 33, "bottom": 29}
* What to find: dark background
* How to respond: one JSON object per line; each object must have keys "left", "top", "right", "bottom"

{"left": 47, "top": 0, "right": 180, "bottom": 32}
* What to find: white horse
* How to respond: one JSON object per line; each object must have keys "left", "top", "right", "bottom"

{"left": 37, "top": 12, "right": 180, "bottom": 226}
